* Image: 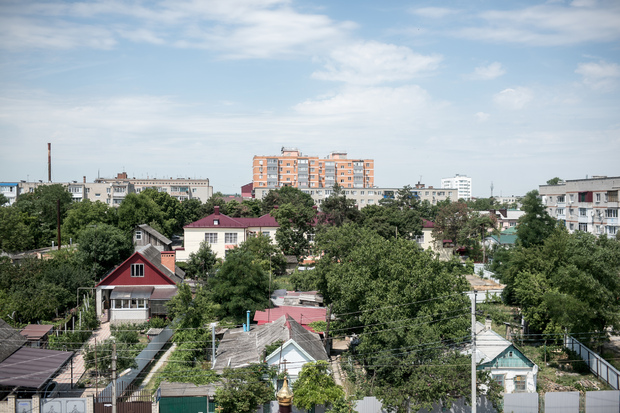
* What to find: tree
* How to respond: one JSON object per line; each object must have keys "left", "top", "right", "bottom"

{"left": 546, "top": 177, "right": 562, "bottom": 185}
{"left": 516, "top": 190, "right": 556, "bottom": 248}
{"left": 234, "top": 234, "right": 286, "bottom": 276}
{"left": 76, "top": 224, "right": 133, "bottom": 278}
{"left": 186, "top": 241, "right": 218, "bottom": 281}
{"left": 215, "top": 365, "right": 275, "bottom": 413}
{"left": 141, "top": 188, "right": 183, "bottom": 235}
{"left": 203, "top": 192, "right": 228, "bottom": 215}
{"left": 14, "top": 184, "right": 73, "bottom": 248}
{"left": 261, "top": 185, "right": 315, "bottom": 215}
{"left": 0, "top": 206, "right": 35, "bottom": 252}
{"left": 432, "top": 201, "right": 472, "bottom": 248}
{"left": 117, "top": 193, "right": 166, "bottom": 234}
{"left": 210, "top": 251, "right": 269, "bottom": 322}
{"left": 62, "top": 199, "right": 117, "bottom": 243}
{"left": 271, "top": 202, "right": 316, "bottom": 261}
{"left": 179, "top": 198, "right": 209, "bottom": 226}
{"left": 318, "top": 184, "right": 361, "bottom": 227}
{"left": 0, "top": 193, "right": 8, "bottom": 206}
{"left": 293, "top": 361, "right": 344, "bottom": 411}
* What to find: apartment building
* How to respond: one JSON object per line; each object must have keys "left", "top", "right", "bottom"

{"left": 254, "top": 184, "right": 457, "bottom": 208}
{"left": 539, "top": 176, "right": 619, "bottom": 237}
{"left": 441, "top": 174, "right": 472, "bottom": 200}
{"left": 253, "top": 147, "right": 374, "bottom": 190}
{"left": 0, "top": 183, "right": 19, "bottom": 206}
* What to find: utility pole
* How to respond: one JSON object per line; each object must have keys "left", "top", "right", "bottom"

{"left": 112, "top": 341, "right": 117, "bottom": 413}
{"left": 471, "top": 292, "right": 477, "bottom": 413}
{"left": 211, "top": 323, "right": 216, "bottom": 367}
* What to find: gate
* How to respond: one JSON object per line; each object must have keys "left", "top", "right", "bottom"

{"left": 95, "top": 383, "right": 152, "bottom": 413}
{"left": 160, "top": 396, "right": 215, "bottom": 413}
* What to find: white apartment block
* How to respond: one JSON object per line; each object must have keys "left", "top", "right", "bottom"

{"left": 441, "top": 174, "right": 472, "bottom": 200}
{"left": 539, "top": 176, "right": 619, "bottom": 237}
{"left": 253, "top": 185, "right": 458, "bottom": 208}
{"left": 0, "top": 183, "right": 19, "bottom": 206}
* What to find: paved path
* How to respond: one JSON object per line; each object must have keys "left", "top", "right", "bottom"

{"left": 54, "top": 311, "right": 112, "bottom": 394}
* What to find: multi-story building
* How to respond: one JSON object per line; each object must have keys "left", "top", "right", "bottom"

{"left": 9, "top": 173, "right": 213, "bottom": 206}
{"left": 252, "top": 147, "right": 374, "bottom": 190}
{"left": 539, "top": 176, "right": 619, "bottom": 237}
{"left": 0, "top": 183, "right": 19, "bottom": 205}
{"left": 441, "top": 174, "right": 472, "bottom": 200}
{"left": 253, "top": 184, "right": 457, "bottom": 208}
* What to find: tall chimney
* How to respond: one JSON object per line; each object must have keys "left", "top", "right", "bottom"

{"left": 83, "top": 176, "right": 86, "bottom": 183}
{"left": 214, "top": 205, "right": 220, "bottom": 215}
{"left": 48, "top": 143, "right": 52, "bottom": 182}
{"left": 161, "top": 251, "right": 176, "bottom": 273}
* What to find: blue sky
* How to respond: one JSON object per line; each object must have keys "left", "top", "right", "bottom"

{"left": 1, "top": 0, "right": 618, "bottom": 197}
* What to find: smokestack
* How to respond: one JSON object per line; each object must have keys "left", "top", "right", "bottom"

{"left": 83, "top": 176, "right": 86, "bottom": 183}
{"left": 48, "top": 143, "right": 52, "bottom": 182}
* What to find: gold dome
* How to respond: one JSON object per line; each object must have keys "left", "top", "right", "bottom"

{"left": 276, "top": 376, "right": 293, "bottom": 406}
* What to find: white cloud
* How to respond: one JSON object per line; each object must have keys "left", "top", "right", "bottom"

{"left": 468, "top": 62, "right": 505, "bottom": 80}
{"left": 457, "top": 2, "right": 620, "bottom": 46}
{"left": 312, "top": 41, "right": 442, "bottom": 85}
{"left": 409, "top": 7, "right": 458, "bottom": 19}
{"left": 575, "top": 60, "right": 620, "bottom": 91}
{"left": 493, "top": 87, "right": 534, "bottom": 109}
{"left": 475, "top": 112, "right": 490, "bottom": 122}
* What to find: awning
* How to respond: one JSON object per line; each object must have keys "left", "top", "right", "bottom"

{"left": 110, "top": 286, "right": 153, "bottom": 300}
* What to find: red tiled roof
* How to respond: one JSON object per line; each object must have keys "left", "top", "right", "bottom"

{"left": 184, "top": 213, "right": 278, "bottom": 229}
{"left": 254, "top": 306, "right": 326, "bottom": 332}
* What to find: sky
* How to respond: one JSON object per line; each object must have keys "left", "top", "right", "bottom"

{"left": 0, "top": 0, "right": 619, "bottom": 198}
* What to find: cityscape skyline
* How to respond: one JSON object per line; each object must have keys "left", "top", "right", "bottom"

{"left": 1, "top": 0, "right": 619, "bottom": 197}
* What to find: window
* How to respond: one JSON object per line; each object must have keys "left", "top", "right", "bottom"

{"left": 606, "top": 209, "right": 618, "bottom": 218}
{"left": 596, "top": 193, "right": 601, "bottom": 202}
{"left": 262, "top": 231, "right": 270, "bottom": 237}
{"left": 131, "top": 264, "right": 144, "bottom": 277}
{"left": 415, "top": 234, "right": 424, "bottom": 244}
{"left": 214, "top": 219, "right": 219, "bottom": 225}
{"left": 579, "top": 208, "right": 587, "bottom": 217}
{"left": 514, "top": 375, "right": 526, "bottom": 392}
{"left": 225, "top": 233, "right": 237, "bottom": 244}
{"left": 607, "top": 190, "right": 618, "bottom": 202}
{"left": 135, "top": 230, "right": 142, "bottom": 240}
{"left": 492, "top": 374, "right": 505, "bottom": 391}
{"left": 107, "top": 188, "right": 111, "bottom": 193}
{"left": 608, "top": 226, "right": 618, "bottom": 235}
{"left": 557, "top": 208, "right": 564, "bottom": 215}
{"left": 578, "top": 223, "right": 588, "bottom": 231}
{"left": 205, "top": 233, "right": 218, "bottom": 244}
{"left": 307, "top": 233, "right": 315, "bottom": 242}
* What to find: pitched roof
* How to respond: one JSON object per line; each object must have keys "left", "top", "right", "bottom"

{"left": 20, "top": 324, "right": 53, "bottom": 341}
{"left": 184, "top": 213, "right": 278, "bottom": 229}
{"left": 0, "top": 319, "right": 26, "bottom": 363}
{"left": 137, "top": 224, "right": 172, "bottom": 246}
{"left": 473, "top": 322, "right": 535, "bottom": 368}
{"left": 136, "top": 244, "right": 185, "bottom": 284}
{"left": 284, "top": 315, "right": 328, "bottom": 362}
{"left": 422, "top": 219, "right": 435, "bottom": 228}
{"left": 254, "top": 306, "right": 326, "bottom": 331}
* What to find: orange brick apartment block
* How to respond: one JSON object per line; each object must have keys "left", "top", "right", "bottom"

{"left": 253, "top": 147, "right": 374, "bottom": 189}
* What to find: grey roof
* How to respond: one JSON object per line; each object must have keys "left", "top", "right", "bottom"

{"left": 136, "top": 244, "right": 184, "bottom": 284}
{"left": 0, "top": 347, "right": 72, "bottom": 389}
{"left": 160, "top": 381, "right": 219, "bottom": 397}
{"left": 0, "top": 318, "right": 27, "bottom": 363}
{"left": 212, "top": 315, "right": 327, "bottom": 373}
{"left": 137, "top": 224, "right": 172, "bottom": 246}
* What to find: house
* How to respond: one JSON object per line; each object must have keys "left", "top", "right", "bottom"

{"left": 212, "top": 315, "right": 328, "bottom": 383}
{"left": 254, "top": 306, "right": 327, "bottom": 332}
{"left": 133, "top": 224, "right": 172, "bottom": 251}
{"left": 178, "top": 206, "right": 279, "bottom": 260}
{"left": 0, "top": 319, "right": 72, "bottom": 395}
{"left": 416, "top": 219, "right": 454, "bottom": 261}
{"left": 95, "top": 245, "right": 184, "bottom": 324}
{"left": 474, "top": 320, "right": 538, "bottom": 393}
{"left": 485, "top": 209, "right": 525, "bottom": 230}
{"left": 485, "top": 227, "right": 518, "bottom": 248}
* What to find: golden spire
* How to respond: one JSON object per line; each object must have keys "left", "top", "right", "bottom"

{"left": 276, "top": 376, "right": 293, "bottom": 406}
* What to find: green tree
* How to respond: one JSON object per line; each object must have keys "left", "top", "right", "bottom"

{"left": 203, "top": 192, "right": 228, "bottom": 215}
{"left": 546, "top": 177, "right": 562, "bottom": 185}
{"left": 14, "top": 184, "right": 73, "bottom": 248}
{"left": 186, "top": 241, "right": 218, "bottom": 281}
{"left": 62, "top": 199, "right": 117, "bottom": 243}
{"left": 0, "top": 206, "right": 35, "bottom": 252}
{"left": 271, "top": 202, "right": 316, "bottom": 261}
{"left": 76, "top": 224, "right": 133, "bottom": 278}
{"left": 141, "top": 188, "right": 183, "bottom": 235}
{"left": 432, "top": 201, "right": 472, "bottom": 249}
{"left": 516, "top": 190, "right": 556, "bottom": 248}
{"left": 261, "top": 185, "right": 315, "bottom": 215}
{"left": 293, "top": 361, "right": 344, "bottom": 411}
{"left": 234, "top": 234, "right": 287, "bottom": 276}
{"left": 179, "top": 198, "right": 209, "bottom": 226}
{"left": 117, "top": 193, "right": 166, "bottom": 234}
{"left": 0, "top": 193, "right": 8, "bottom": 206}
{"left": 215, "top": 365, "right": 275, "bottom": 413}
{"left": 318, "top": 184, "right": 361, "bottom": 227}
{"left": 210, "top": 251, "right": 269, "bottom": 322}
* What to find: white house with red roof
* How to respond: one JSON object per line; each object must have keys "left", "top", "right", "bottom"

{"left": 417, "top": 219, "right": 454, "bottom": 261}
{"left": 178, "top": 206, "right": 279, "bottom": 260}
{"left": 95, "top": 245, "right": 184, "bottom": 324}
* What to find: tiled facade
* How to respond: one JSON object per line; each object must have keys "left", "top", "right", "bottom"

{"left": 252, "top": 147, "right": 374, "bottom": 190}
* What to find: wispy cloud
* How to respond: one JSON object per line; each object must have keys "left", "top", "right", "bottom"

{"left": 575, "top": 60, "right": 620, "bottom": 91}
{"left": 312, "top": 41, "right": 442, "bottom": 85}
{"left": 409, "top": 7, "right": 459, "bottom": 19}
{"left": 456, "top": 2, "right": 620, "bottom": 46}
{"left": 467, "top": 62, "right": 505, "bottom": 80}
{"left": 493, "top": 87, "right": 534, "bottom": 110}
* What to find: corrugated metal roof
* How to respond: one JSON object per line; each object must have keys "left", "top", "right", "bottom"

{"left": 110, "top": 286, "right": 154, "bottom": 299}
{"left": 150, "top": 288, "right": 178, "bottom": 300}
{"left": 20, "top": 324, "right": 53, "bottom": 341}
{"left": 0, "top": 347, "right": 72, "bottom": 389}
{"left": 0, "top": 319, "right": 27, "bottom": 363}
{"left": 160, "top": 380, "right": 219, "bottom": 397}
